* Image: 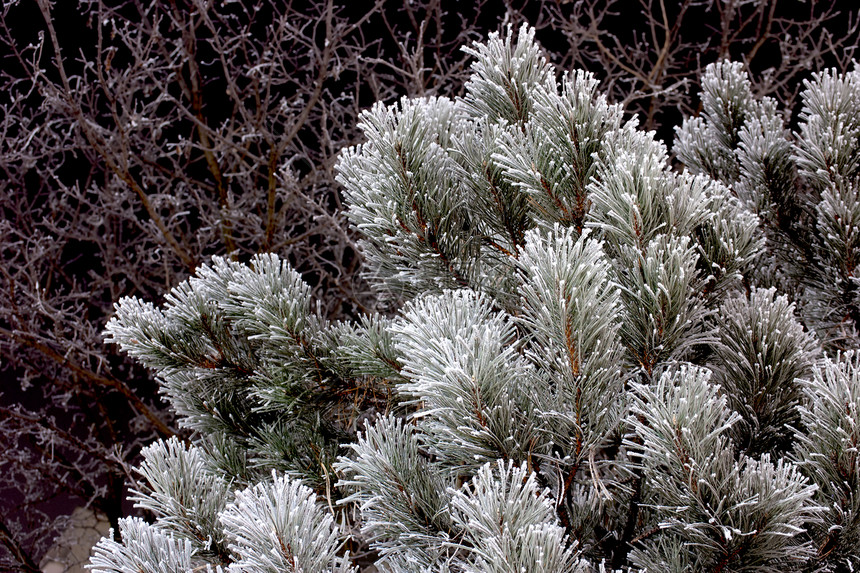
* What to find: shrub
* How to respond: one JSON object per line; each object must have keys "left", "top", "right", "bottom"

{"left": 91, "top": 26, "right": 860, "bottom": 572}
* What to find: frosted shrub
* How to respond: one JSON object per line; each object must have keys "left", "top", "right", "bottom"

{"left": 93, "top": 26, "right": 860, "bottom": 572}
{"left": 676, "top": 60, "right": 860, "bottom": 351}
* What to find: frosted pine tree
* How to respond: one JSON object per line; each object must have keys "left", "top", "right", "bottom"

{"left": 91, "top": 26, "right": 860, "bottom": 572}
{"left": 674, "top": 59, "right": 860, "bottom": 571}
{"left": 675, "top": 60, "right": 860, "bottom": 351}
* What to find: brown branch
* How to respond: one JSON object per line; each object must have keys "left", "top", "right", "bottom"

{"left": 173, "top": 4, "right": 236, "bottom": 256}
{"left": 0, "top": 519, "right": 41, "bottom": 573}
{"left": 37, "top": 0, "right": 197, "bottom": 271}
{"left": 0, "top": 406, "right": 116, "bottom": 466}
{"left": 744, "top": 1, "right": 777, "bottom": 71}
{"left": 1, "top": 327, "right": 173, "bottom": 437}
{"left": 712, "top": 533, "right": 757, "bottom": 573}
